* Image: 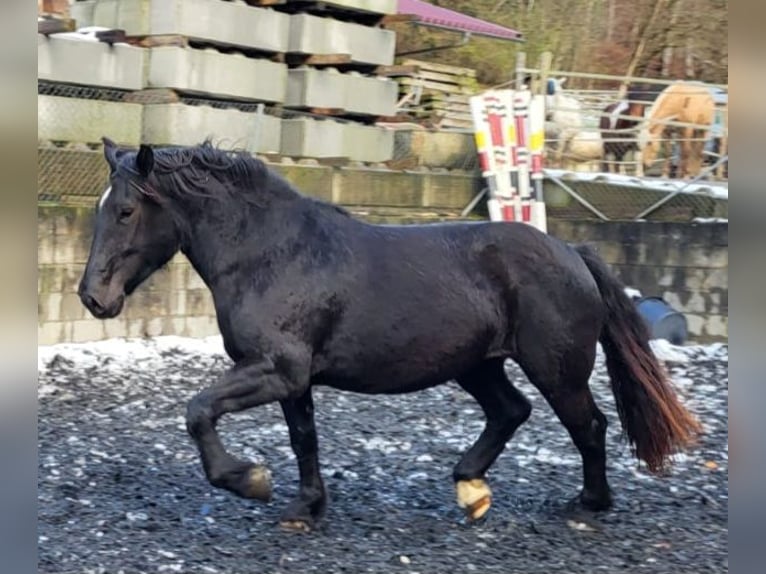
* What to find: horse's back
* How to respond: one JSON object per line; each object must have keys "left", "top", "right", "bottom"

{"left": 653, "top": 83, "right": 715, "bottom": 123}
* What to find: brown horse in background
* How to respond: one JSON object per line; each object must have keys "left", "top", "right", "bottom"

{"left": 599, "top": 99, "right": 646, "bottom": 173}
{"left": 638, "top": 82, "right": 715, "bottom": 178}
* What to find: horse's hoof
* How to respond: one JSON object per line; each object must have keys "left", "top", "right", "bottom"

{"left": 569, "top": 489, "right": 612, "bottom": 512}
{"left": 242, "top": 465, "right": 272, "bottom": 501}
{"left": 279, "top": 519, "right": 313, "bottom": 533}
{"left": 456, "top": 478, "right": 492, "bottom": 521}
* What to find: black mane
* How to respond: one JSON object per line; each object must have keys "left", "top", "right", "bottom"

{"left": 144, "top": 141, "right": 277, "bottom": 204}
{"left": 120, "top": 141, "right": 351, "bottom": 230}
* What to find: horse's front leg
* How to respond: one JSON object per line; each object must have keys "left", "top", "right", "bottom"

{"left": 185, "top": 355, "right": 309, "bottom": 503}
{"left": 278, "top": 388, "right": 326, "bottom": 531}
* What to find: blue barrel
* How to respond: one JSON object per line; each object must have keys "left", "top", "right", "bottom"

{"left": 635, "top": 296, "right": 688, "bottom": 345}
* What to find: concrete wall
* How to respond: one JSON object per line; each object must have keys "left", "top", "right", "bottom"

{"left": 547, "top": 219, "right": 728, "bottom": 343}
{"left": 39, "top": 186, "right": 728, "bottom": 346}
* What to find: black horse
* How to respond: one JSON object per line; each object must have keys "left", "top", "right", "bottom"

{"left": 79, "top": 139, "right": 701, "bottom": 531}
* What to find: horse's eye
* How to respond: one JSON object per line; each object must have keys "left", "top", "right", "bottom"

{"left": 119, "top": 207, "right": 134, "bottom": 221}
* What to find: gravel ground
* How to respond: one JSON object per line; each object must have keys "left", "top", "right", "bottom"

{"left": 38, "top": 337, "right": 728, "bottom": 574}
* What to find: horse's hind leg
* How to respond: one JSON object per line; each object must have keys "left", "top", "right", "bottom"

{"left": 517, "top": 340, "right": 612, "bottom": 511}
{"left": 453, "top": 358, "right": 532, "bottom": 520}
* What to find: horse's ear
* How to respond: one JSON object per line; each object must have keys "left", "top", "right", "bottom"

{"left": 558, "top": 77, "right": 567, "bottom": 86}
{"left": 136, "top": 144, "right": 155, "bottom": 178}
{"left": 102, "top": 137, "right": 118, "bottom": 170}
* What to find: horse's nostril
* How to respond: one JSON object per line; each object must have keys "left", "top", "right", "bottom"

{"left": 81, "top": 292, "right": 105, "bottom": 314}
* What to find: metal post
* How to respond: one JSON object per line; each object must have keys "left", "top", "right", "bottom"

{"left": 539, "top": 51, "right": 553, "bottom": 97}
{"left": 515, "top": 51, "right": 526, "bottom": 90}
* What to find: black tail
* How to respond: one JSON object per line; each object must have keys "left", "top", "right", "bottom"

{"left": 575, "top": 244, "right": 702, "bottom": 473}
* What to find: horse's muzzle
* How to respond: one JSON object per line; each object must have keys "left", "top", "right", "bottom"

{"left": 78, "top": 288, "right": 125, "bottom": 319}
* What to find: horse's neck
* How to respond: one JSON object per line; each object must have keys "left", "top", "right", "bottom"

{"left": 179, "top": 193, "right": 295, "bottom": 285}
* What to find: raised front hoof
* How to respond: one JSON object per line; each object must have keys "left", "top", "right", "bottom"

{"left": 569, "top": 489, "right": 613, "bottom": 512}
{"left": 241, "top": 464, "right": 273, "bottom": 501}
{"left": 213, "top": 463, "right": 273, "bottom": 501}
{"left": 456, "top": 478, "right": 492, "bottom": 521}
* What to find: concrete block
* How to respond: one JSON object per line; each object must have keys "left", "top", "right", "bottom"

{"left": 103, "top": 318, "right": 128, "bottom": 339}
{"left": 393, "top": 129, "right": 478, "bottom": 169}
{"left": 184, "top": 316, "right": 220, "bottom": 338}
{"left": 38, "top": 95, "right": 143, "bottom": 146}
{"left": 52, "top": 237, "right": 76, "bottom": 265}
{"left": 39, "top": 293, "right": 62, "bottom": 323}
{"left": 280, "top": 118, "right": 345, "bottom": 159}
{"left": 39, "top": 322, "right": 68, "bottom": 346}
{"left": 38, "top": 33, "right": 145, "bottom": 90}
{"left": 72, "top": 319, "right": 106, "bottom": 343}
{"left": 186, "top": 289, "right": 214, "bottom": 316}
{"left": 147, "top": 47, "right": 287, "bottom": 103}
{"left": 285, "top": 0, "right": 396, "bottom": 14}
{"left": 70, "top": 1, "right": 96, "bottom": 27}
{"left": 268, "top": 163, "right": 335, "bottom": 202}
{"left": 170, "top": 290, "right": 187, "bottom": 316}
{"left": 288, "top": 14, "right": 395, "bottom": 66}
{"left": 342, "top": 122, "right": 394, "bottom": 163}
{"left": 335, "top": 168, "right": 424, "bottom": 207}
{"left": 285, "top": 67, "right": 397, "bottom": 116}
{"left": 92, "top": 0, "right": 290, "bottom": 53}
{"left": 38, "top": 235, "right": 55, "bottom": 266}
{"left": 280, "top": 118, "right": 393, "bottom": 162}
{"left": 60, "top": 293, "right": 88, "bottom": 321}
{"left": 142, "top": 104, "right": 281, "bottom": 153}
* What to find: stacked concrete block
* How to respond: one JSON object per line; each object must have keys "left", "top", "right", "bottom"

{"left": 38, "top": 33, "right": 144, "bottom": 90}
{"left": 147, "top": 47, "right": 287, "bottom": 103}
{"left": 281, "top": 118, "right": 393, "bottom": 162}
{"left": 38, "top": 95, "right": 143, "bottom": 146}
{"left": 342, "top": 122, "right": 394, "bottom": 163}
{"left": 90, "top": 0, "right": 290, "bottom": 53}
{"left": 281, "top": 118, "right": 346, "bottom": 159}
{"left": 142, "top": 104, "right": 282, "bottom": 154}
{"left": 285, "top": 67, "right": 397, "bottom": 116}
{"left": 288, "top": 14, "right": 395, "bottom": 66}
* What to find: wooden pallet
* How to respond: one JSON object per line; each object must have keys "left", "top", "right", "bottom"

{"left": 399, "top": 58, "right": 477, "bottom": 78}
{"left": 243, "top": 1, "right": 417, "bottom": 27}
{"left": 38, "top": 17, "right": 76, "bottom": 35}
{"left": 126, "top": 34, "right": 284, "bottom": 60}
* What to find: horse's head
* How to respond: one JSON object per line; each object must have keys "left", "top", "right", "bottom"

{"left": 78, "top": 138, "right": 179, "bottom": 319}
{"left": 637, "top": 127, "right": 660, "bottom": 170}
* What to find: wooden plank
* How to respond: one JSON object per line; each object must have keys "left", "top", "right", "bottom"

{"left": 285, "top": 53, "right": 353, "bottom": 66}
{"left": 38, "top": 18, "right": 76, "bottom": 35}
{"left": 379, "top": 14, "right": 420, "bottom": 25}
{"left": 399, "top": 58, "right": 477, "bottom": 78}
{"left": 398, "top": 77, "right": 475, "bottom": 95}
{"left": 416, "top": 70, "right": 480, "bottom": 88}
{"left": 374, "top": 64, "right": 421, "bottom": 77}
{"left": 127, "top": 34, "right": 189, "bottom": 48}
{"left": 373, "top": 114, "right": 418, "bottom": 123}
{"left": 123, "top": 88, "right": 180, "bottom": 105}
{"left": 243, "top": 0, "right": 286, "bottom": 6}
{"left": 94, "top": 29, "right": 128, "bottom": 45}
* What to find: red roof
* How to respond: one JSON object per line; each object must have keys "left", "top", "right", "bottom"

{"left": 397, "top": 0, "right": 524, "bottom": 42}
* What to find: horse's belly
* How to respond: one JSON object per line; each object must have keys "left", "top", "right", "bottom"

{"left": 314, "top": 323, "right": 499, "bottom": 394}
